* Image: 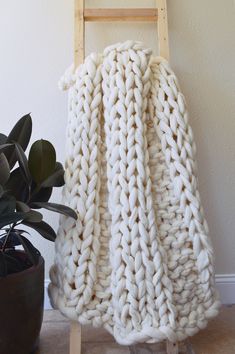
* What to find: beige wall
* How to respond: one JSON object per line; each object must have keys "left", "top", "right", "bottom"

{"left": 0, "top": 0, "right": 234, "bottom": 278}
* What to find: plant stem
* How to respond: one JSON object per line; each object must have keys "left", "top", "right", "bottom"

{"left": 1, "top": 222, "right": 17, "bottom": 252}
{"left": 27, "top": 184, "right": 41, "bottom": 204}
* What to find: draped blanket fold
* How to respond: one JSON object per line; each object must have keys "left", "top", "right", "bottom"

{"left": 49, "top": 41, "right": 220, "bottom": 345}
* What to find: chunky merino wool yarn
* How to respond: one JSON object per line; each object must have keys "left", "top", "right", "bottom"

{"left": 49, "top": 41, "right": 220, "bottom": 345}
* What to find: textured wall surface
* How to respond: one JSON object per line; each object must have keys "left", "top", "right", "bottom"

{"left": 0, "top": 0, "right": 234, "bottom": 276}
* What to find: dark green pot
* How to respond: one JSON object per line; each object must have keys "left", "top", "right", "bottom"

{"left": 0, "top": 254, "right": 44, "bottom": 354}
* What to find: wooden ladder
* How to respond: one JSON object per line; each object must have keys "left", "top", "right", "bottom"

{"left": 70, "top": 1, "right": 177, "bottom": 354}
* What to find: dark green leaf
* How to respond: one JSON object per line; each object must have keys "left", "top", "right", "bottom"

{"left": 7, "top": 114, "right": 32, "bottom": 147}
{"left": 41, "top": 162, "right": 65, "bottom": 187}
{"left": 0, "top": 143, "right": 14, "bottom": 150}
{"left": 0, "top": 185, "right": 4, "bottom": 198}
{"left": 28, "top": 139, "right": 56, "bottom": 184}
{"left": 14, "top": 143, "right": 31, "bottom": 183}
{"left": 5, "top": 114, "right": 32, "bottom": 168}
{"left": 16, "top": 201, "right": 30, "bottom": 212}
{"left": 30, "top": 186, "right": 52, "bottom": 203}
{"left": 0, "top": 212, "right": 26, "bottom": 228}
{"left": 0, "top": 195, "right": 16, "bottom": 214}
{"left": 0, "top": 153, "right": 10, "bottom": 185}
{"left": 0, "top": 143, "right": 14, "bottom": 168}
{"left": 22, "top": 220, "right": 56, "bottom": 241}
{"left": 5, "top": 168, "right": 29, "bottom": 202}
{"left": 30, "top": 201, "right": 77, "bottom": 219}
{"left": 24, "top": 210, "right": 43, "bottom": 223}
{"left": 16, "top": 234, "right": 40, "bottom": 265}
{"left": 16, "top": 202, "right": 42, "bottom": 222}
{"left": 0, "top": 134, "right": 7, "bottom": 145}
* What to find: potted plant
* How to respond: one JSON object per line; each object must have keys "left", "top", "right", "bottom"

{"left": 0, "top": 114, "right": 77, "bottom": 354}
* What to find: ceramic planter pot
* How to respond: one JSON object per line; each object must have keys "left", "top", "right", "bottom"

{"left": 0, "top": 253, "right": 44, "bottom": 354}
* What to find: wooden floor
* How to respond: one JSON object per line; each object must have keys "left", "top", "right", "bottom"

{"left": 37, "top": 305, "right": 235, "bottom": 354}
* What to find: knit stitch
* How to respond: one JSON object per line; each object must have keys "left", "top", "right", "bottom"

{"left": 49, "top": 40, "right": 220, "bottom": 345}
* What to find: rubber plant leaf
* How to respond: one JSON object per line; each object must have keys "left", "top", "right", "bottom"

{"left": 5, "top": 114, "right": 32, "bottom": 169}
{"left": 22, "top": 220, "right": 57, "bottom": 242}
{"left": 0, "top": 195, "right": 16, "bottom": 214}
{"left": 0, "top": 212, "right": 26, "bottom": 228}
{"left": 0, "top": 185, "right": 4, "bottom": 198}
{"left": 41, "top": 162, "right": 65, "bottom": 187}
{"left": 16, "top": 201, "right": 30, "bottom": 212}
{"left": 5, "top": 168, "right": 29, "bottom": 202}
{"left": 24, "top": 210, "right": 43, "bottom": 223}
{"left": 16, "top": 202, "right": 42, "bottom": 223}
{"left": 30, "top": 202, "right": 77, "bottom": 219}
{"left": 14, "top": 143, "right": 31, "bottom": 183}
{"left": 0, "top": 133, "right": 7, "bottom": 145}
{"left": 29, "top": 186, "right": 52, "bottom": 203}
{"left": 0, "top": 153, "right": 10, "bottom": 185}
{"left": 16, "top": 233, "right": 40, "bottom": 265}
{"left": 28, "top": 139, "right": 56, "bottom": 185}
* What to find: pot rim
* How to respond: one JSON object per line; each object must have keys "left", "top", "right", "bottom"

{"left": 0, "top": 252, "right": 44, "bottom": 281}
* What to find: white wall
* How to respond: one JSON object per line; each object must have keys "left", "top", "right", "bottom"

{"left": 0, "top": 1, "right": 235, "bottom": 283}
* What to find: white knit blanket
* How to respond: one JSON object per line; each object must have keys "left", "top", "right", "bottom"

{"left": 49, "top": 41, "right": 220, "bottom": 345}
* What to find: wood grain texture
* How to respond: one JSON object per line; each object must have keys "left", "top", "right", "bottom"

{"left": 70, "top": 321, "right": 81, "bottom": 354}
{"left": 84, "top": 8, "right": 158, "bottom": 22}
{"left": 166, "top": 340, "right": 179, "bottom": 354}
{"left": 74, "top": 0, "right": 84, "bottom": 68}
{"left": 156, "top": 0, "right": 170, "bottom": 60}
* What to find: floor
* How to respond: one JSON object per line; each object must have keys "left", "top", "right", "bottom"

{"left": 37, "top": 305, "right": 235, "bottom": 354}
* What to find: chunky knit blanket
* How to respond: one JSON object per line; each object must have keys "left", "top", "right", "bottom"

{"left": 49, "top": 41, "right": 220, "bottom": 345}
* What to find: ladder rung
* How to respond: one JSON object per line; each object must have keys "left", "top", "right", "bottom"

{"left": 84, "top": 8, "right": 158, "bottom": 22}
